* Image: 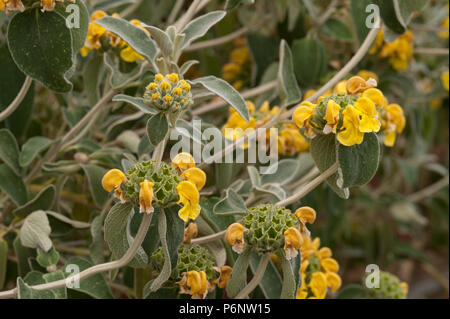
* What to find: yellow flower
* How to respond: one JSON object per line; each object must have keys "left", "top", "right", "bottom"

{"left": 176, "top": 181, "right": 201, "bottom": 222}
{"left": 362, "top": 88, "right": 386, "bottom": 109}
{"left": 154, "top": 74, "right": 164, "bottom": 82}
{"left": 357, "top": 70, "right": 379, "bottom": 83}
{"left": 279, "top": 127, "right": 309, "bottom": 155}
{"left": 41, "top": 0, "right": 56, "bottom": 11}
{"left": 379, "top": 30, "right": 414, "bottom": 71}
{"left": 139, "top": 180, "right": 155, "bottom": 214}
{"left": 152, "top": 93, "right": 159, "bottom": 100}
{"left": 181, "top": 167, "right": 206, "bottom": 190}
{"left": 1, "top": 0, "right": 25, "bottom": 13}
{"left": 346, "top": 76, "right": 377, "bottom": 94}
{"left": 213, "top": 266, "right": 232, "bottom": 289}
{"left": 309, "top": 272, "right": 328, "bottom": 299}
{"left": 80, "top": 10, "right": 108, "bottom": 56}
{"left": 354, "top": 97, "right": 381, "bottom": 133}
{"left": 160, "top": 81, "right": 171, "bottom": 91}
{"left": 120, "top": 45, "right": 145, "bottom": 62}
{"left": 333, "top": 80, "right": 347, "bottom": 94}
{"left": 167, "top": 73, "right": 179, "bottom": 83}
{"left": 177, "top": 271, "right": 208, "bottom": 299}
{"left": 293, "top": 103, "right": 314, "bottom": 128}
{"left": 400, "top": 282, "right": 409, "bottom": 295}
{"left": 326, "top": 272, "right": 342, "bottom": 292}
{"left": 164, "top": 95, "right": 173, "bottom": 103}
{"left": 183, "top": 223, "right": 198, "bottom": 244}
{"left": 303, "top": 89, "right": 317, "bottom": 101}
{"left": 225, "top": 223, "right": 245, "bottom": 254}
{"left": 301, "top": 236, "right": 321, "bottom": 259}
{"left": 181, "top": 80, "right": 191, "bottom": 92}
{"left": 294, "top": 206, "right": 316, "bottom": 224}
{"left": 337, "top": 105, "right": 364, "bottom": 146}
{"left": 172, "top": 152, "right": 195, "bottom": 171}
{"left": 320, "top": 258, "right": 339, "bottom": 273}
{"left": 441, "top": 71, "right": 449, "bottom": 91}
{"left": 173, "top": 87, "right": 182, "bottom": 96}
{"left": 147, "top": 82, "right": 158, "bottom": 90}
{"left": 438, "top": 17, "right": 449, "bottom": 38}
{"left": 383, "top": 103, "right": 406, "bottom": 147}
{"left": 369, "top": 29, "right": 384, "bottom": 54}
{"left": 102, "top": 169, "right": 126, "bottom": 202}
{"left": 323, "top": 100, "right": 341, "bottom": 134}
{"left": 316, "top": 247, "right": 332, "bottom": 259}
{"left": 284, "top": 227, "right": 303, "bottom": 260}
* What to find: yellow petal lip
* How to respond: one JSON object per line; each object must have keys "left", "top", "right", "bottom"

{"left": 337, "top": 105, "right": 364, "bottom": 146}
{"left": 309, "top": 272, "right": 328, "bottom": 299}
{"left": 183, "top": 223, "right": 198, "bottom": 244}
{"left": 214, "top": 266, "right": 232, "bottom": 289}
{"left": 178, "top": 270, "right": 208, "bottom": 298}
{"left": 346, "top": 76, "right": 377, "bottom": 94}
{"left": 181, "top": 167, "right": 206, "bottom": 190}
{"left": 176, "top": 181, "right": 201, "bottom": 222}
{"left": 362, "top": 88, "right": 386, "bottom": 109}
{"left": 225, "top": 223, "right": 245, "bottom": 253}
{"left": 139, "top": 179, "right": 154, "bottom": 214}
{"left": 172, "top": 153, "right": 195, "bottom": 171}
{"left": 284, "top": 227, "right": 303, "bottom": 260}
{"left": 326, "top": 272, "right": 342, "bottom": 292}
{"left": 102, "top": 169, "right": 126, "bottom": 192}
{"left": 320, "top": 257, "right": 339, "bottom": 273}
{"left": 293, "top": 103, "right": 315, "bottom": 129}
{"left": 294, "top": 206, "right": 317, "bottom": 224}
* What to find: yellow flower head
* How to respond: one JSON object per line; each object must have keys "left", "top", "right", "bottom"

{"left": 357, "top": 70, "right": 379, "bottom": 83}
{"left": 102, "top": 169, "right": 126, "bottom": 202}
{"left": 172, "top": 152, "right": 195, "bottom": 171}
{"left": 284, "top": 227, "right": 303, "bottom": 260}
{"left": 177, "top": 181, "right": 201, "bottom": 222}
{"left": 337, "top": 105, "right": 364, "bottom": 146}
{"left": 177, "top": 271, "right": 208, "bottom": 299}
{"left": 213, "top": 266, "right": 232, "bottom": 289}
{"left": 181, "top": 81, "right": 191, "bottom": 92}
{"left": 309, "top": 272, "right": 328, "bottom": 299}
{"left": 441, "top": 71, "right": 449, "bottom": 91}
{"left": 362, "top": 88, "right": 386, "bottom": 109}
{"left": 154, "top": 73, "right": 164, "bottom": 82}
{"left": 167, "top": 73, "right": 179, "bottom": 83}
{"left": 323, "top": 100, "right": 341, "bottom": 134}
{"left": 354, "top": 97, "right": 381, "bottom": 133}
{"left": 346, "top": 76, "right": 377, "bottom": 94}
{"left": 183, "top": 222, "right": 198, "bottom": 244}
{"left": 225, "top": 223, "right": 245, "bottom": 254}
{"left": 181, "top": 167, "right": 206, "bottom": 190}
{"left": 147, "top": 82, "right": 158, "bottom": 90}
{"left": 139, "top": 180, "right": 155, "bottom": 214}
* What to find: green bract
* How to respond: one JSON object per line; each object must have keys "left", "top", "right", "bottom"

{"left": 243, "top": 204, "right": 299, "bottom": 255}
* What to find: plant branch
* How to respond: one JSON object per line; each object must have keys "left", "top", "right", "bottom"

{"left": 191, "top": 229, "right": 226, "bottom": 244}
{"left": 184, "top": 27, "right": 249, "bottom": 52}
{"left": 407, "top": 176, "right": 449, "bottom": 203}
{"left": 0, "top": 212, "right": 153, "bottom": 299}
{"left": 235, "top": 253, "right": 270, "bottom": 299}
{"left": 276, "top": 162, "right": 339, "bottom": 207}
{"left": 414, "top": 48, "right": 449, "bottom": 56}
{"left": 0, "top": 76, "right": 33, "bottom": 122}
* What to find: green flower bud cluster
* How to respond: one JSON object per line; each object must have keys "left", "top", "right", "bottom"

{"left": 243, "top": 204, "right": 299, "bottom": 255}
{"left": 125, "top": 160, "right": 181, "bottom": 207}
{"left": 143, "top": 73, "right": 193, "bottom": 114}
{"left": 152, "top": 244, "right": 216, "bottom": 281}
{"left": 365, "top": 271, "right": 407, "bottom": 299}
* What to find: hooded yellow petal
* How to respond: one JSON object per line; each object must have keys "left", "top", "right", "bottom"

{"left": 309, "top": 272, "right": 328, "bottom": 299}
{"left": 172, "top": 153, "right": 195, "bottom": 171}
{"left": 284, "top": 227, "right": 303, "bottom": 260}
{"left": 294, "top": 206, "right": 316, "bottom": 224}
{"left": 176, "top": 181, "right": 201, "bottom": 222}
{"left": 102, "top": 169, "right": 125, "bottom": 192}
{"left": 225, "top": 223, "right": 245, "bottom": 253}
{"left": 325, "top": 272, "right": 342, "bottom": 292}
{"left": 139, "top": 180, "right": 154, "bottom": 214}
{"left": 181, "top": 167, "right": 206, "bottom": 190}
{"left": 320, "top": 257, "right": 339, "bottom": 273}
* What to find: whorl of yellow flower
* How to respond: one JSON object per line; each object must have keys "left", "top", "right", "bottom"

{"left": 372, "top": 29, "right": 414, "bottom": 71}
{"left": 296, "top": 237, "right": 342, "bottom": 299}
{"left": 223, "top": 100, "right": 309, "bottom": 155}
{"left": 139, "top": 180, "right": 155, "bottom": 214}
{"left": 213, "top": 266, "right": 232, "bottom": 289}
{"left": 221, "top": 38, "right": 251, "bottom": 90}
{"left": 284, "top": 227, "right": 303, "bottom": 260}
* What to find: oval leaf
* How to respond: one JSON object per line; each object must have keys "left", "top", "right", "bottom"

{"left": 19, "top": 136, "right": 54, "bottom": 168}
{"left": 146, "top": 113, "right": 169, "bottom": 146}
{"left": 278, "top": 40, "right": 302, "bottom": 106}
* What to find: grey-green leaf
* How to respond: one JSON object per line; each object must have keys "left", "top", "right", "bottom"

{"left": 0, "top": 163, "right": 28, "bottom": 206}
{"left": 181, "top": 11, "right": 226, "bottom": 49}
{"left": 144, "top": 25, "right": 174, "bottom": 57}
{"left": 146, "top": 113, "right": 169, "bottom": 146}
{"left": 81, "top": 164, "right": 109, "bottom": 207}
{"left": 191, "top": 76, "right": 249, "bottom": 122}
{"left": 20, "top": 210, "right": 53, "bottom": 252}
{"left": 94, "top": 16, "right": 157, "bottom": 62}
{"left": 13, "top": 185, "right": 56, "bottom": 218}
{"left": 292, "top": 37, "right": 328, "bottom": 87}
{"left": 337, "top": 132, "right": 380, "bottom": 188}
{"left": 213, "top": 188, "right": 247, "bottom": 215}
{"left": 17, "top": 277, "right": 55, "bottom": 299}
{"left": 226, "top": 247, "right": 252, "bottom": 298}
{"left": 113, "top": 94, "right": 157, "bottom": 114}
{"left": 278, "top": 40, "right": 302, "bottom": 106}
{"left": 0, "top": 128, "right": 21, "bottom": 175}
{"left": 19, "top": 136, "right": 53, "bottom": 168}
{"left": 7, "top": 8, "right": 73, "bottom": 92}
{"left": 36, "top": 247, "right": 60, "bottom": 268}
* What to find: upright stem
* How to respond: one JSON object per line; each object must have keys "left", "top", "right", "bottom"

{"left": 235, "top": 254, "right": 270, "bottom": 299}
